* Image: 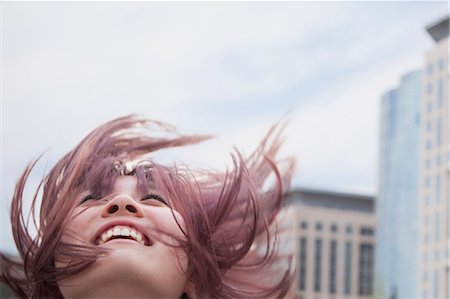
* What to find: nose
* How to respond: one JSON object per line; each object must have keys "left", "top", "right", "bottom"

{"left": 101, "top": 194, "right": 144, "bottom": 218}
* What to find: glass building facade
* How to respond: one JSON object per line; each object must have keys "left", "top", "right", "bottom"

{"left": 377, "top": 70, "right": 422, "bottom": 298}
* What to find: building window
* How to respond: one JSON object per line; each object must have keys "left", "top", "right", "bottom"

{"left": 300, "top": 221, "right": 308, "bottom": 230}
{"left": 439, "top": 58, "right": 445, "bottom": 70}
{"left": 427, "top": 82, "right": 433, "bottom": 94}
{"left": 426, "top": 121, "right": 432, "bottom": 132}
{"left": 330, "top": 223, "right": 338, "bottom": 233}
{"left": 315, "top": 222, "right": 322, "bottom": 232}
{"left": 329, "top": 240, "right": 337, "bottom": 294}
{"left": 426, "top": 139, "right": 432, "bottom": 150}
{"left": 435, "top": 213, "right": 440, "bottom": 242}
{"left": 426, "top": 159, "right": 431, "bottom": 169}
{"left": 436, "top": 154, "right": 441, "bottom": 166}
{"left": 433, "top": 270, "right": 439, "bottom": 298}
{"left": 427, "top": 102, "right": 432, "bottom": 113}
{"left": 344, "top": 241, "right": 352, "bottom": 295}
{"left": 436, "top": 174, "right": 441, "bottom": 202}
{"left": 299, "top": 238, "right": 307, "bottom": 291}
{"left": 360, "top": 227, "right": 375, "bottom": 236}
{"left": 358, "top": 243, "right": 374, "bottom": 296}
{"left": 436, "top": 117, "right": 442, "bottom": 146}
{"left": 438, "top": 79, "right": 443, "bottom": 108}
{"left": 428, "top": 63, "right": 433, "bottom": 75}
{"left": 314, "top": 239, "right": 322, "bottom": 292}
{"left": 346, "top": 225, "right": 352, "bottom": 235}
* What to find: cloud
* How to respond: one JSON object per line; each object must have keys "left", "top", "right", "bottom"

{"left": 3, "top": 1, "right": 446, "bottom": 187}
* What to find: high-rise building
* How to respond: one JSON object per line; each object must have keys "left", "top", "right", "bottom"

{"left": 419, "top": 15, "right": 449, "bottom": 299}
{"left": 376, "top": 70, "right": 422, "bottom": 299}
{"left": 286, "top": 189, "right": 375, "bottom": 299}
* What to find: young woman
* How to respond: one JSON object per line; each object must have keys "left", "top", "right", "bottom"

{"left": 1, "top": 115, "right": 296, "bottom": 298}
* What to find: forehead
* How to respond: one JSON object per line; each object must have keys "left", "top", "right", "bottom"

{"left": 112, "top": 176, "right": 139, "bottom": 193}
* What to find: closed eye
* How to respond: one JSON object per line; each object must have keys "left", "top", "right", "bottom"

{"left": 141, "top": 193, "right": 168, "bottom": 206}
{"left": 80, "top": 193, "right": 101, "bottom": 204}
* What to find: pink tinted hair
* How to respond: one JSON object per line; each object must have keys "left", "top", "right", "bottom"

{"left": 1, "top": 115, "right": 296, "bottom": 298}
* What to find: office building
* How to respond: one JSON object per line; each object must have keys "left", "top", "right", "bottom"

{"left": 376, "top": 70, "right": 422, "bottom": 299}
{"left": 418, "top": 15, "right": 449, "bottom": 299}
{"left": 286, "top": 189, "right": 375, "bottom": 299}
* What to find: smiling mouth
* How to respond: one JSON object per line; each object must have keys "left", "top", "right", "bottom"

{"left": 96, "top": 225, "right": 151, "bottom": 246}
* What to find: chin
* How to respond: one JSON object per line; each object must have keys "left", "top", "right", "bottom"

{"left": 58, "top": 245, "right": 188, "bottom": 299}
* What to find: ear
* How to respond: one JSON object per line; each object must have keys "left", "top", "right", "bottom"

{"left": 182, "top": 282, "right": 196, "bottom": 299}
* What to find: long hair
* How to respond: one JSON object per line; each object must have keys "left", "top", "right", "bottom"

{"left": 1, "top": 115, "right": 296, "bottom": 298}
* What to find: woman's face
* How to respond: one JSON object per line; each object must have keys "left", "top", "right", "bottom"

{"left": 58, "top": 176, "right": 189, "bottom": 299}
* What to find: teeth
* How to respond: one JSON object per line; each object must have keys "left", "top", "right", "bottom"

{"left": 97, "top": 225, "right": 147, "bottom": 245}
{"left": 136, "top": 232, "right": 142, "bottom": 242}
{"left": 136, "top": 232, "right": 144, "bottom": 245}
{"left": 113, "top": 228, "right": 121, "bottom": 236}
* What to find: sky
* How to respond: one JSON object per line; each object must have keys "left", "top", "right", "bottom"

{"left": 0, "top": 1, "right": 448, "bottom": 253}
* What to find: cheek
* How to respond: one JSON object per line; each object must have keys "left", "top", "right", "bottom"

{"left": 150, "top": 209, "right": 187, "bottom": 241}
{"left": 61, "top": 208, "right": 97, "bottom": 245}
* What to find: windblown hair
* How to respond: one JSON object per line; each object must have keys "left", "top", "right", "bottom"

{"left": 1, "top": 115, "right": 296, "bottom": 299}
